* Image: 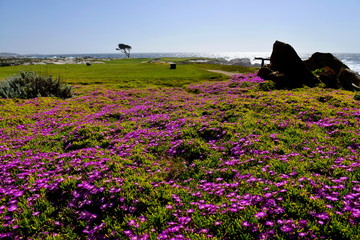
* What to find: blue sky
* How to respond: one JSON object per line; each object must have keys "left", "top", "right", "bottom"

{"left": 1, "top": 0, "right": 359, "bottom": 54}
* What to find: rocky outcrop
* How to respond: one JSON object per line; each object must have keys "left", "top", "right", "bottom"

{"left": 338, "top": 68, "right": 360, "bottom": 91}
{"left": 258, "top": 41, "right": 360, "bottom": 91}
{"left": 317, "top": 66, "right": 338, "bottom": 89}
{"left": 304, "top": 52, "right": 349, "bottom": 74}
{"left": 258, "top": 41, "right": 319, "bottom": 89}
{"left": 304, "top": 52, "right": 360, "bottom": 91}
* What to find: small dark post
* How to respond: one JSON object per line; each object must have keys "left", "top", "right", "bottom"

{"left": 254, "top": 57, "right": 270, "bottom": 67}
{"left": 169, "top": 63, "right": 176, "bottom": 69}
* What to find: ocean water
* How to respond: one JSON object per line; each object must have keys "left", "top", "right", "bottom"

{"left": 25, "top": 52, "right": 360, "bottom": 73}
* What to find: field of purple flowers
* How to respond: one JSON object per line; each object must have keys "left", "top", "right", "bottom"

{"left": 0, "top": 73, "right": 359, "bottom": 239}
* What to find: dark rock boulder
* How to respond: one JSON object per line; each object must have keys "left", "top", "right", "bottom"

{"left": 318, "top": 66, "right": 339, "bottom": 89}
{"left": 304, "top": 52, "right": 360, "bottom": 91}
{"left": 257, "top": 67, "right": 288, "bottom": 89}
{"left": 258, "top": 41, "right": 319, "bottom": 89}
{"left": 304, "top": 52, "right": 349, "bottom": 74}
{"left": 338, "top": 68, "right": 360, "bottom": 91}
{"left": 257, "top": 41, "right": 360, "bottom": 91}
{"left": 257, "top": 67, "right": 273, "bottom": 80}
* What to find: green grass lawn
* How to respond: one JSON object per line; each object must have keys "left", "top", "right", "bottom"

{"left": 0, "top": 58, "right": 256, "bottom": 88}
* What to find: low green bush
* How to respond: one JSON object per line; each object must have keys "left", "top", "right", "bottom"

{"left": 0, "top": 71, "right": 72, "bottom": 99}
{"left": 258, "top": 80, "right": 276, "bottom": 91}
{"left": 354, "top": 92, "right": 360, "bottom": 100}
{"left": 312, "top": 68, "right": 324, "bottom": 76}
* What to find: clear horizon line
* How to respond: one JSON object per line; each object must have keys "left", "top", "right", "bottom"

{"left": 13, "top": 51, "right": 273, "bottom": 55}
{"left": 3, "top": 51, "right": 360, "bottom": 55}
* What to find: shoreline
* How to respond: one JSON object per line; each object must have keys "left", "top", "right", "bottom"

{"left": 1, "top": 52, "right": 360, "bottom": 73}
{"left": 0, "top": 56, "right": 262, "bottom": 68}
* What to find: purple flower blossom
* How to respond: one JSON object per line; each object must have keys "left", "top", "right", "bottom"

{"left": 325, "top": 196, "right": 339, "bottom": 201}
{"left": 127, "top": 219, "right": 139, "bottom": 228}
{"left": 214, "top": 220, "right": 222, "bottom": 226}
{"left": 242, "top": 221, "right": 251, "bottom": 227}
{"left": 177, "top": 216, "right": 192, "bottom": 225}
{"left": 8, "top": 205, "right": 18, "bottom": 212}
{"left": 265, "top": 221, "right": 274, "bottom": 227}
{"left": 280, "top": 224, "right": 293, "bottom": 233}
{"left": 298, "top": 220, "right": 308, "bottom": 227}
{"left": 315, "top": 212, "right": 330, "bottom": 220}
{"left": 186, "top": 209, "right": 194, "bottom": 213}
{"left": 255, "top": 211, "right": 267, "bottom": 219}
{"left": 351, "top": 211, "right": 360, "bottom": 218}
{"left": 139, "top": 216, "right": 147, "bottom": 222}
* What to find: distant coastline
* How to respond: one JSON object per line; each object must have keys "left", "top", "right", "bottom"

{"left": 1, "top": 52, "right": 360, "bottom": 73}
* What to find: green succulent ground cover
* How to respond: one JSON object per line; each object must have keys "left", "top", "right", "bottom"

{"left": 0, "top": 60, "right": 359, "bottom": 239}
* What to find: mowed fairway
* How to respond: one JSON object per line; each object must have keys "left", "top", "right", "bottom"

{"left": 0, "top": 58, "right": 254, "bottom": 88}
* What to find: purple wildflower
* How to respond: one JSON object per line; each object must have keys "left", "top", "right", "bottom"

{"left": 255, "top": 211, "right": 267, "bottom": 219}
{"left": 280, "top": 224, "right": 293, "bottom": 233}
{"left": 214, "top": 220, "right": 223, "bottom": 226}
{"left": 8, "top": 205, "right": 18, "bottom": 212}
{"left": 242, "top": 221, "right": 251, "bottom": 227}
{"left": 315, "top": 212, "right": 330, "bottom": 220}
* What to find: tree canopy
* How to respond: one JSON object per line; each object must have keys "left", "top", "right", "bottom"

{"left": 116, "top": 43, "right": 132, "bottom": 58}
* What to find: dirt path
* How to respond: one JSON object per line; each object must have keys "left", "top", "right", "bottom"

{"left": 205, "top": 69, "right": 239, "bottom": 76}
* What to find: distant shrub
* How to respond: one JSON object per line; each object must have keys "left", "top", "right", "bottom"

{"left": 0, "top": 71, "right": 72, "bottom": 99}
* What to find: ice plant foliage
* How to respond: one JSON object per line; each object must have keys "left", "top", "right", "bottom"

{"left": 0, "top": 73, "right": 359, "bottom": 239}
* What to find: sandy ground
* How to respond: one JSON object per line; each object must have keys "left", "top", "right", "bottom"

{"left": 205, "top": 69, "right": 239, "bottom": 76}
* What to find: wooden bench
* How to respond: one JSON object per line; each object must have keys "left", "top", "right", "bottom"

{"left": 254, "top": 57, "right": 270, "bottom": 67}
